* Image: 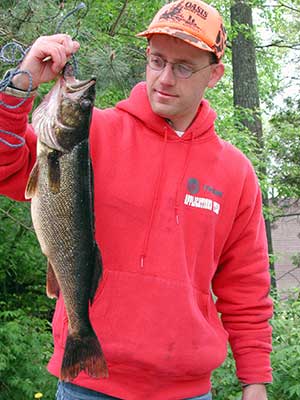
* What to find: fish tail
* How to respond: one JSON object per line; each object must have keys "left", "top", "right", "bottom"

{"left": 60, "top": 332, "right": 108, "bottom": 381}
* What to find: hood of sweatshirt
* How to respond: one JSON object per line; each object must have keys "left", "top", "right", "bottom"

{"left": 116, "top": 81, "right": 217, "bottom": 142}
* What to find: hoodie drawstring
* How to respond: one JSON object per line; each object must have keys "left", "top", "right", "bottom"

{"left": 140, "top": 127, "right": 168, "bottom": 268}
{"left": 174, "top": 131, "right": 195, "bottom": 225}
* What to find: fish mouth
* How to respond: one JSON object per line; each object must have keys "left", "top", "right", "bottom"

{"left": 65, "top": 77, "right": 96, "bottom": 93}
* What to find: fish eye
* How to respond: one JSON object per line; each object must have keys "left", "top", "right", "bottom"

{"left": 80, "top": 99, "right": 92, "bottom": 110}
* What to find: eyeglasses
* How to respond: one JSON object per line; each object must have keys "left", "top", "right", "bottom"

{"left": 147, "top": 53, "right": 213, "bottom": 79}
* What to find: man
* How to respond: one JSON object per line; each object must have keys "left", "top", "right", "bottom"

{"left": 0, "top": 0, "right": 272, "bottom": 399}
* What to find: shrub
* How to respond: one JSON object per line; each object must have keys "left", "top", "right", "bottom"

{"left": 0, "top": 310, "right": 57, "bottom": 400}
{"left": 0, "top": 311, "right": 56, "bottom": 400}
{"left": 212, "top": 292, "right": 300, "bottom": 400}
{"left": 268, "top": 293, "right": 300, "bottom": 399}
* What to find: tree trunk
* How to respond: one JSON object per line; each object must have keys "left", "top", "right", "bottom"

{"left": 230, "top": 0, "right": 276, "bottom": 290}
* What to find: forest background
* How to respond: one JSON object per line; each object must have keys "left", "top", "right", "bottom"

{"left": 0, "top": 0, "right": 299, "bottom": 399}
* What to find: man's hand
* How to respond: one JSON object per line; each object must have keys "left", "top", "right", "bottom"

{"left": 242, "top": 384, "right": 268, "bottom": 400}
{"left": 12, "top": 34, "right": 80, "bottom": 90}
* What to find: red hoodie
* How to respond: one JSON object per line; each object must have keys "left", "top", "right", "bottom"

{"left": 0, "top": 82, "right": 272, "bottom": 400}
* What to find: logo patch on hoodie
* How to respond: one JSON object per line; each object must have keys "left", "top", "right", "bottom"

{"left": 185, "top": 178, "right": 221, "bottom": 215}
{"left": 187, "top": 177, "right": 200, "bottom": 194}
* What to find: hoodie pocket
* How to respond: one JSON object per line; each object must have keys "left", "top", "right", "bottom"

{"left": 90, "top": 268, "right": 228, "bottom": 378}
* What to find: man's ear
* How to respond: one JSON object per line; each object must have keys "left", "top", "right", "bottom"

{"left": 208, "top": 63, "right": 225, "bottom": 88}
{"left": 146, "top": 46, "right": 151, "bottom": 56}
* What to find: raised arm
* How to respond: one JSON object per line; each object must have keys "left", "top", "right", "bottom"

{"left": 0, "top": 34, "right": 80, "bottom": 200}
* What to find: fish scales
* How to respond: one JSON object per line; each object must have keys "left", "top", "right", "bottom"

{"left": 26, "top": 64, "right": 108, "bottom": 381}
{"left": 33, "top": 142, "right": 95, "bottom": 328}
{"left": 32, "top": 143, "right": 91, "bottom": 270}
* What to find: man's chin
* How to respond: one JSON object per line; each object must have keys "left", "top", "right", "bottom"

{"left": 150, "top": 102, "right": 176, "bottom": 120}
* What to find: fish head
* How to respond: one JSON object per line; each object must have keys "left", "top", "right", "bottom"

{"left": 57, "top": 75, "right": 96, "bottom": 149}
{"left": 32, "top": 68, "right": 96, "bottom": 152}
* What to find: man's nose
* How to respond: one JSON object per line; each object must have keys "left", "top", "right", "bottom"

{"left": 159, "top": 62, "right": 176, "bottom": 85}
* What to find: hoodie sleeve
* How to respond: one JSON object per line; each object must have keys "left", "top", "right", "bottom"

{"left": 212, "top": 162, "right": 273, "bottom": 384}
{"left": 0, "top": 92, "right": 37, "bottom": 201}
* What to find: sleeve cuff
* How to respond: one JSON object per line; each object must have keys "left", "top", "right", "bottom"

{"left": 4, "top": 85, "right": 37, "bottom": 98}
{"left": 241, "top": 382, "right": 271, "bottom": 388}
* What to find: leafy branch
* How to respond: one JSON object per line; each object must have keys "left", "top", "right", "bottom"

{"left": 109, "top": 0, "right": 129, "bottom": 36}
{"left": 278, "top": 2, "right": 300, "bottom": 13}
{"left": 0, "top": 207, "right": 34, "bottom": 232}
{"left": 256, "top": 41, "right": 300, "bottom": 50}
{"left": 263, "top": 2, "right": 300, "bottom": 13}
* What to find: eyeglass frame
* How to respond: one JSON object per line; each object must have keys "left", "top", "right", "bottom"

{"left": 146, "top": 52, "right": 215, "bottom": 79}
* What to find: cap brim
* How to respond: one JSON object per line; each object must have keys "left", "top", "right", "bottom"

{"left": 136, "top": 27, "right": 214, "bottom": 55}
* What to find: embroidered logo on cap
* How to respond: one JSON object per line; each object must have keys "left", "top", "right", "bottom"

{"left": 136, "top": 0, "right": 227, "bottom": 59}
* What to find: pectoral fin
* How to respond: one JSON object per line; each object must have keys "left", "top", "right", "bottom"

{"left": 48, "top": 150, "right": 62, "bottom": 194}
{"left": 25, "top": 161, "right": 39, "bottom": 199}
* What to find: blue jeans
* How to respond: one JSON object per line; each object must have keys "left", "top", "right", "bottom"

{"left": 56, "top": 381, "right": 212, "bottom": 400}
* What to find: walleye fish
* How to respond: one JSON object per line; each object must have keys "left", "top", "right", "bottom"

{"left": 25, "top": 64, "right": 108, "bottom": 381}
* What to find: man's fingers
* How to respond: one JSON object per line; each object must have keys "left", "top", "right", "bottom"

{"left": 34, "top": 35, "right": 80, "bottom": 63}
{"left": 14, "top": 34, "right": 81, "bottom": 89}
{"left": 36, "top": 41, "right": 77, "bottom": 73}
{"left": 42, "top": 39, "right": 80, "bottom": 63}
{"left": 43, "top": 44, "right": 68, "bottom": 73}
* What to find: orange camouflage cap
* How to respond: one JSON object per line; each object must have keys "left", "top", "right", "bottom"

{"left": 137, "top": 0, "right": 227, "bottom": 60}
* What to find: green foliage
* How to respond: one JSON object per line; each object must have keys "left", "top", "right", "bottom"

{"left": 0, "top": 196, "right": 56, "bottom": 399}
{"left": 212, "top": 347, "right": 241, "bottom": 400}
{"left": 0, "top": 310, "right": 57, "bottom": 400}
{"left": 267, "top": 98, "right": 300, "bottom": 200}
{"left": 268, "top": 294, "right": 300, "bottom": 399}
{"left": 212, "top": 294, "right": 300, "bottom": 400}
{"left": 0, "top": 197, "right": 52, "bottom": 318}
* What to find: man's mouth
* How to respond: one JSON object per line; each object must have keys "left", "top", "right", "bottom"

{"left": 154, "top": 89, "right": 178, "bottom": 98}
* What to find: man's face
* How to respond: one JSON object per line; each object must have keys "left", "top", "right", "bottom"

{"left": 146, "top": 34, "right": 224, "bottom": 131}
